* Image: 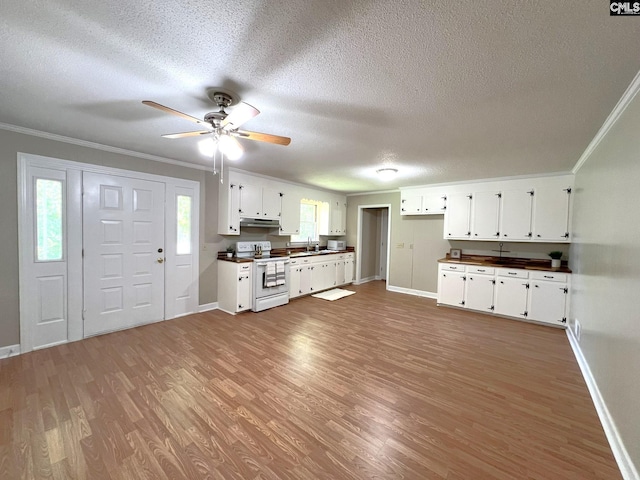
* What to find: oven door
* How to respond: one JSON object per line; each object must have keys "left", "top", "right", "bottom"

{"left": 254, "top": 260, "right": 290, "bottom": 299}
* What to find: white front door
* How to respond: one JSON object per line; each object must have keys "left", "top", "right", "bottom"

{"left": 83, "top": 172, "right": 165, "bottom": 336}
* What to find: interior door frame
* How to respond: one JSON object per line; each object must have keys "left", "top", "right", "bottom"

{"left": 355, "top": 204, "right": 391, "bottom": 287}
{"left": 17, "top": 153, "right": 200, "bottom": 352}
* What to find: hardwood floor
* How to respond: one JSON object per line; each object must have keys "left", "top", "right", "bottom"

{"left": 0, "top": 281, "right": 620, "bottom": 479}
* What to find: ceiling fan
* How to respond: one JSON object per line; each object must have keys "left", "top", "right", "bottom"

{"left": 142, "top": 89, "right": 291, "bottom": 164}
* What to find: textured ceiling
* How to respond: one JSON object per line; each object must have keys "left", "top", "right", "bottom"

{"left": 1, "top": 1, "right": 639, "bottom": 193}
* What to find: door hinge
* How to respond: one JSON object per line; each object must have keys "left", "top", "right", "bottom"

{"left": 279, "top": 192, "right": 284, "bottom": 197}
{"left": 564, "top": 188, "right": 572, "bottom": 194}
{"left": 489, "top": 305, "right": 494, "bottom": 311}
{"left": 491, "top": 279, "right": 496, "bottom": 285}
{"left": 462, "top": 276, "right": 466, "bottom": 281}
{"left": 526, "top": 232, "right": 532, "bottom": 238}
{"left": 563, "top": 287, "right": 568, "bottom": 294}
{"left": 563, "top": 232, "right": 570, "bottom": 239}
{"left": 467, "top": 194, "right": 473, "bottom": 199}
{"left": 460, "top": 300, "right": 465, "bottom": 305}
{"left": 230, "top": 184, "right": 235, "bottom": 189}
{"left": 496, "top": 193, "right": 502, "bottom": 198}
{"left": 522, "top": 311, "right": 528, "bottom": 317}
{"left": 525, "top": 283, "right": 530, "bottom": 289}
{"left": 561, "top": 317, "right": 567, "bottom": 323}
{"left": 528, "top": 190, "right": 534, "bottom": 196}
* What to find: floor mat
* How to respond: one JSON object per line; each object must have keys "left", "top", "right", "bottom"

{"left": 311, "top": 288, "right": 356, "bottom": 301}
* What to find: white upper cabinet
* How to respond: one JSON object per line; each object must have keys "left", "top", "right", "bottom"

{"left": 499, "top": 189, "right": 533, "bottom": 241}
{"left": 239, "top": 182, "right": 262, "bottom": 217}
{"left": 329, "top": 197, "right": 347, "bottom": 235}
{"left": 400, "top": 190, "right": 445, "bottom": 215}
{"left": 434, "top": 174, "right": 572, "bottom": 242}
{"left": 471, "top": 191, "right": 501, "bottom": 240}
{"left": 401, "top": 192, "right": 422, "bottom": 214}
{"left": 445, "top": 193, "right": 472, "bottom": 238}
{"left": 218, "top": 182, "right": 241, "bottom": 235}
{"left": 532, "top": 186, "right": 571, "bottom": 241}
{"left": 239, "top": 183, "right": 281, "bottom": 219}
{"left": 279, "top": 188, "right": 302, "bottom": 236}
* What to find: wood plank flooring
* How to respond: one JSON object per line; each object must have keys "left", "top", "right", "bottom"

{"left": 0, "top": 281, "right": 621, "bottom": 479}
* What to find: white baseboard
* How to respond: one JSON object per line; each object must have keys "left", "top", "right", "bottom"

{"left": 0, "top": 344, "right": 21, "bottom": 359}
{"left": 354, "top": 276, "right": 377, "bottom": 285}
{"left": 198, "top": 302, "right": 219, "bottom": 313}
{"left": 386, "top": 285, "right": 438, "bottom": 299}
{"left": 566, "top": 329, "right": 639, "bottom": 480}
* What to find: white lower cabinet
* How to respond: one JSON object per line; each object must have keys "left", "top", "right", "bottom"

{"left": 528, "top": 272, "right": 568, "bottom": 323}
{"left": 465, "top": 267, "right": 495, "bottom": 312}
{"left": 494, "top": 276, "right": 529, "bottom": 319}
{"left": 289, "top": 252, "right": 354, "bottom": 299}
{"left": 437, "top": 263, "right": 466, "bottom": 307}
{"left": 437, "top": 263, "right": 569, "bottom": 326}
{"left": 218, "top": 261, "right": 253, "bottom": 314}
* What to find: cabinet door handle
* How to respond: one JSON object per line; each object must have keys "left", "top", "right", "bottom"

{"left": 508, "top": 272, "right": 517, "bottom": 275}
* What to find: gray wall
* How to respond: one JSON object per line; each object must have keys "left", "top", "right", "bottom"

{"left": 569, "top": 90, "right": 640, "bottom": 471}
{"left": 347, "top": 192, "right": 450, "bottom": 293}
{"left": 0, "top": 129, "right": 220, "bottom": 348}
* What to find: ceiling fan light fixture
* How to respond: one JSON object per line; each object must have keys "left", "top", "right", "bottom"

{"left": 218, "top": 134, "right": 244, "bottom": 160}
{"left": 198, "top": 137, "right": 216, "bottom": 157}
{"left": 376, "top": 167, "right": 398, "bottom": 181}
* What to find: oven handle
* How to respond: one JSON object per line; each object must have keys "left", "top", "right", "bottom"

{"left": 255, "top": 260, "right": 290, "bottom": 266}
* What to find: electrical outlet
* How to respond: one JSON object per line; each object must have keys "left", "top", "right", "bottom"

{"left": 396, "top": 243, "right": 404, "bottom": 249}
{"left": 574, "top": 319, "right": 581, "bottom": 341}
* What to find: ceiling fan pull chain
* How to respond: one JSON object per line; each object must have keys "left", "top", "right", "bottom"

{"left": 220, "top": 149, "right": 224, "bottom": 184}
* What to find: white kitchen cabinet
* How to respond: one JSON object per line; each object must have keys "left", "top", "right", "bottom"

{"left": 445, "top": 193, "right": 472, "bottom": 239}
{"left": 471, "top": 191, "right": 501, "bottom": 240}
{"left": 438, "top": 266, "right": 466, "bottom": 307}
{"left": 218, "top": 182, "right": 241, "bottom": 235}
{"left": 335, "top": 257, "right": 346, "bottom": 285}
{"left": 329, "top": 197, "right": 347, "bottom": 235}
{"left": 345, "top": 254, "right": 354, "bottom": 284}
{"left": 279, "top": 188, "right": 302, "bottom": 236}
{"left": 532, "top": 186, "right": 571, "bottom": 242}
{"left": 401, "top": 190, "right": 446, "bottom": 215}
{"left": 528, "top": 272, "right": 568, "bottom": 325}
{"left": 217, "top": 261, "right": 253, "bottom": 314}
{"left": 239, "top": 183, "right": 281, "bottom": 219}
{"left": 494, "top": 270, "right": 529, "bottom": 319}
{"left": 465, "top": 270, "right": 495, "bottom": 312}
{"left": 499, "top": 189, "right": 533, "bottom": 241}
{"left": 400, "top": 192, "right": 423, "bottom": 214}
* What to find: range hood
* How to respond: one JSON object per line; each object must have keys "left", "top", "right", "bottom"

{"left": 239, "top": 218, "right": 280, "bottom": 228}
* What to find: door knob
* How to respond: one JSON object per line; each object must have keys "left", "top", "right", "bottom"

{"left": 157, "top": 258, "right": 164, "bottom": 264}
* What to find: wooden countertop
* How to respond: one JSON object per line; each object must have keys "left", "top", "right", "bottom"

{"left": 439, "top": 255, "right": 572, "bottom": 273}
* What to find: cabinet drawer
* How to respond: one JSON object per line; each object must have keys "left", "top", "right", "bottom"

{"left": 530, "top": 271, "right": 568, "bottom": 282}
{"left": 238, "top": 264, "right": 252, "bottom": 272}
{"left": 467, "top": 266, "right": 495, "bottom": 275}
{"left": 440, "top": 263, "right": 466, "bottom": 272}
{"left": 497, "top": 268, "right": 528, "bottom": 279}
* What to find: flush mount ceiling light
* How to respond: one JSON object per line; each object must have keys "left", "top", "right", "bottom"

{"left": 376, "top": 167, "right": 398, "bottom": 181}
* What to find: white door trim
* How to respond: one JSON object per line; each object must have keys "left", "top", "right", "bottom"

{"left": 18, "top": 153, "right": 200, "bottom": 353}
{"left": 356, "top": 204, "right": 392, "bottom": 287}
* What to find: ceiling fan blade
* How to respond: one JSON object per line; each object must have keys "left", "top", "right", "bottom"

{"left": 221, "top": 102, "right": 260, "bottom": 130}
{"left": 142, "top": 100, "right": 212, "bottom": 129}
{"left": 235, "top": 130, "right": 291, "bottom": 146}
{"left": 161, "top": 130, "right": 212, "bottom": 139}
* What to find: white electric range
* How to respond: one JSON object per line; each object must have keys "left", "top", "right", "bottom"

{"left": 235, "top": 241, "right": 290, "bottom": 312}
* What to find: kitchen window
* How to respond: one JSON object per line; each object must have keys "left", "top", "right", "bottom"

{"left": 291, "top": 200, "right": 318, "bottom": 243}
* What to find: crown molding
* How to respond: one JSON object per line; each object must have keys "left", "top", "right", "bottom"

{"left": 573, "top": 68, "right": 640, "bottom": 174}
{"left": 346, "top": 189, "right": 399, "bottom": 197}
{"left": 0, "top": 122, "right": 209, "bottom": 171}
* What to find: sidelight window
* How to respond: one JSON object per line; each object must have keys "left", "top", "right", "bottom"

{"left": 176, "top": 194, "right": 192, "bottom": 255}
{"left": 35, "top": 178, "right": 64, "bottom": 261}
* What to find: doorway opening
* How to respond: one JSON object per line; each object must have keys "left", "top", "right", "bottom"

{"left": 356, "top": 204, "right": 391, "bottom": 285}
